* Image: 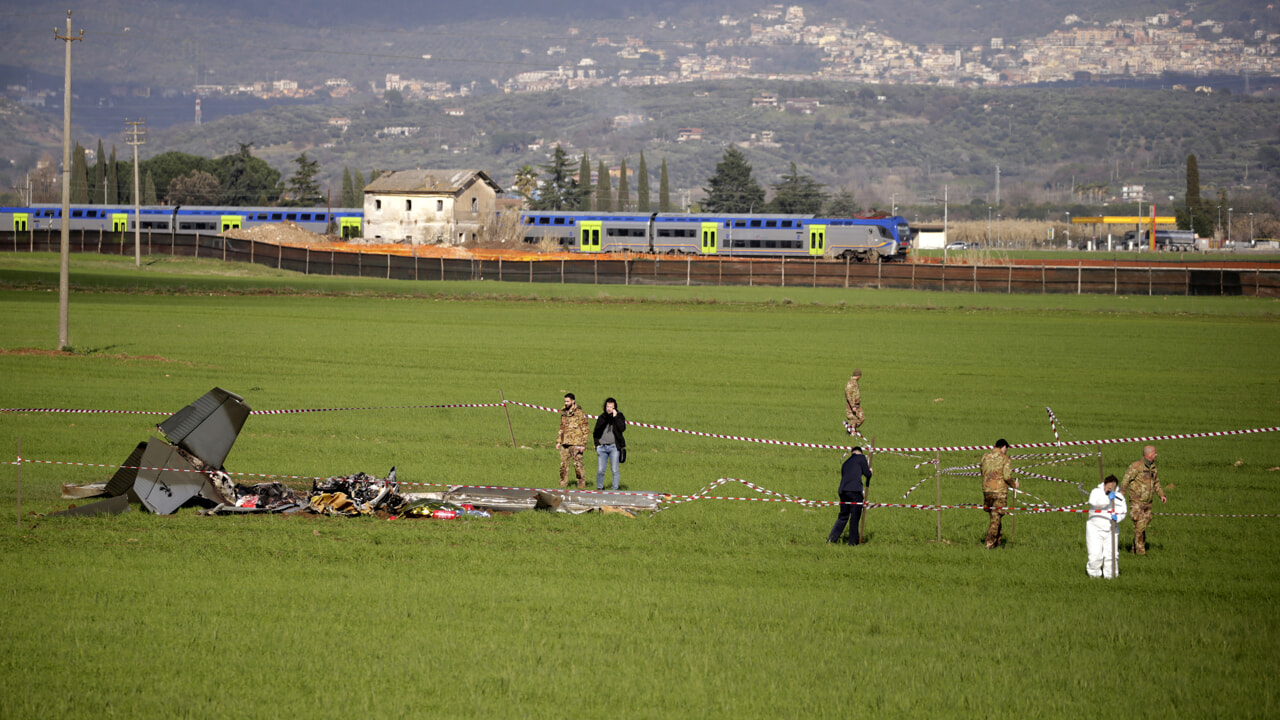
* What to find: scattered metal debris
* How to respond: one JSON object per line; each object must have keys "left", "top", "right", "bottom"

{"left": 404, "top": 486, "right": 664, "bottom": 515}
{"left": 57, "top": 388, "right": 659, "bottom": 521}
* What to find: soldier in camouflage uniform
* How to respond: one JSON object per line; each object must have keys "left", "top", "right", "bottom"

{"left": 979, "top": 439, "right": 1018, "bottom": 549}
{"left": 844, "top": 369, "right": 865, "bottom": 432}
{"left": 557, "top": 393, "right": 590, "bottom": 489}
{"left": 1121, "top": 445, "right": 1166, "bottom": 555}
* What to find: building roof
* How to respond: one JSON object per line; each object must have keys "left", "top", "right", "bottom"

{"left": 364, "top": 169, "right": 503, "bottom": 195}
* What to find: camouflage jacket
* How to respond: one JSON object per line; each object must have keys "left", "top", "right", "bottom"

{"left": 980, "top": 449, "right": 1014, "bottom": 494}
{"left": 845, "top": 376, "right": 861, "bottom": 411}
{"left": 557, "top": 407, "right": 589, "bottom": 446}
{"left": 1121, "top": 459, "right": 1162, "bottom": 504}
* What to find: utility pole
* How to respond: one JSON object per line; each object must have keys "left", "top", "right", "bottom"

{"left": 995, "top": 164, "right": 1001, "bottom": 208}
{"left": 55, "top": 11, "right": 83, "bottom": 351}
{"left": 126, "top": 119, "right": 145, "bottom": 267}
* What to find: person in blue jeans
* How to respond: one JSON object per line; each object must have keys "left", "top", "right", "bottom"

{"left": 592, "top": 397, "right": 627, "bottom": 491}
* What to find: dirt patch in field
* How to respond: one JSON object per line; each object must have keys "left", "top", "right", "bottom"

{"left": 0, "top": 347, "right": 75, "bottom": 357}
{"left": 0, "top": 347, "right": 175, "bottom": 362}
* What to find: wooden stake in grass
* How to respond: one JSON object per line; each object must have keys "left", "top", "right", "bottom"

{"left": 859, "top": 436, "right": 875, "bottom": 544}
{"left": 1009, "top": 482, "right": 1017, "bottom": 540}
{"left": 16, "top": 438, "right": 21, "bottom": 529}
{"left": 500, "top": 390, "right": 516, "bottom": 448}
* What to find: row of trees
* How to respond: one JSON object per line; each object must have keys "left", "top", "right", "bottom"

{"left": 522, "top": 147, "right": 673, "bottom": 212}
{"left": 520, "top": 144, "right": 862, "bottom": 216}
{"left": 62, "top": 141, "right": 370, "bottom": 208}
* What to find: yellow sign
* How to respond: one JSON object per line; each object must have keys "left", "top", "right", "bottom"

{"left": 1071, "top": 216, "right": 1175, "bottom": 225}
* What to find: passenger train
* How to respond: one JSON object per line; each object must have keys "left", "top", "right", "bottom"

{"left": 1, "top": 204, "right": 365, "bottom": 238}
{"left": 520, "top": 210, "right": 910, "bottom": 260}
{"left": 1, "top": 204, "right": 912, "bottom": 260}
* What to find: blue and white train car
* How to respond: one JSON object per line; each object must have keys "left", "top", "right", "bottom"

{"left": 519, "top": 211, "right": 910, "bottom": 261}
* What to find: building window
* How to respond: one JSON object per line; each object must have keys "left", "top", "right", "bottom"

{"left": 375, "top": 199, "right": 382, "bottom": 211}
{"left": 471, "top": 197, "right": 478, "bottom": 213}
{"left": 436, "top": 199, "right": 444, "bottom": 212}
{"left": 406, "top": 199, "right": 412, "bottom": 211}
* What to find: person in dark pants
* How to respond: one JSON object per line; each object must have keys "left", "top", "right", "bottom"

{"left": 828, "top": 446, "right": 872, "bottom": 545}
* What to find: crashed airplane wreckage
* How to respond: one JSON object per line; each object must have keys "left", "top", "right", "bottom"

{"left": 57, "top": 388, "right": 665, "bottom": 518}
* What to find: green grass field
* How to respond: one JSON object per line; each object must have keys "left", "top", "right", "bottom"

{"left": 1, "top": 254, "right": 1278, "bottom": 718}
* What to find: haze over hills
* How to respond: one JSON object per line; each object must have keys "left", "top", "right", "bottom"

{"left": 2, "top": 0, "right": 1274, "bottom": 89}
{"left": 1, "top": 0, "right": 1277, "bottom": 226}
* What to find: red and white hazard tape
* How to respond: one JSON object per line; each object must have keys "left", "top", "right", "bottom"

{"left": 1, "top": 408, "right": 169, "bottom": 415}
{"left": 1047, "top": 407, "right": 1062, "bottom": 446}
{"left": 14, "top": 457, "right": 332, "bottom": 483}
{"left": 1, "top": 403, "right": 506, "bottom": 416}
{"left": 9, "top": 398, "right": 1276, "bottom": 458}
{"left": 508, "top": 400, "right": 1279, "bottom": 455}
{"left": 872, "top": 425, "right": 1280, "bottom": 453}
{"left": 13, "top": 456, "right": 1280, "bottom": 518}
{"left": 508, "top": 400, "right": 857, "bottom": 450}
{"left": 249, "top": 403, "right": 505, "bottom": 415}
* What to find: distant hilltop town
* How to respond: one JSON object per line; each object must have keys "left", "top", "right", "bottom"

{"left": 15, "top": 4, "right": 1272, "bottom": 108}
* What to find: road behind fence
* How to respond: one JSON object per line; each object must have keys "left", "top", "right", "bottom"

{"left": 5, "top": 229, "right": 1278, "bottom": 297}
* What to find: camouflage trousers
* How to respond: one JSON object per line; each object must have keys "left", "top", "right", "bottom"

{"left": 559, "top": 445, "right": 586, "bottom": 489}
{"left": 1131, "top": 501, "right": 1154, "bottom": 554}
{"left": 846, "top": 406, "right": 865, "bottom": 430}
{"left": 984, "top": 492, "right": 1008, "bottom": 548}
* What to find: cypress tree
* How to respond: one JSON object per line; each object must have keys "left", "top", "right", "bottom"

{"left": 578, "top": 152, "right": 592, "bottom": 210}
{"left": 92, "top": 139, "right": 105, "bottom": 204}
{"left": 636, "top": 152, "right": 650, "bottom": 212}
{"left": 658, "top": 158, "right": 670, "bottom": 212}
{"left": 125, "top": 164, "right": 135, "bottom": 205}
{"left": 597, "top": 160, "right": 612, "bottom": 212}
{"left": 1184, "top": 153, "right": 1212, "bottom": 238}
{"left": 616, "top": 158, "right": 629, "bottom": 212}
{"left": 144, "top": 170, "right": 157, "bottom": 205}
{"left": 341, "top": 167, "right": 355, "bottom": 207}
{"left": 106, "top": 146, "right": 119, "bottom": 205}
{"left": 71, "top": 142, "right": 89, "bottom": 203}
{"left": 353, "top": 169, "right": 366, "bottom": 204}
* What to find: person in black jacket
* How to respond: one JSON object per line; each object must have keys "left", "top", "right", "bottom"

{"left": 592, "top": 397, "right": 626, "bottom": 491}
{"left": 828, "top": 447, "right": 872, "bottom": 545}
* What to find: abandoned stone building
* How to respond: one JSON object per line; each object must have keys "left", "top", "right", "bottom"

{"left": 362, "top": 169, "right": 503, "bottom": 244}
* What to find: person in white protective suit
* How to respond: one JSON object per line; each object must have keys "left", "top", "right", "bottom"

{"left": 1087, "top": 474, "right": 1128, "bottom": 579}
